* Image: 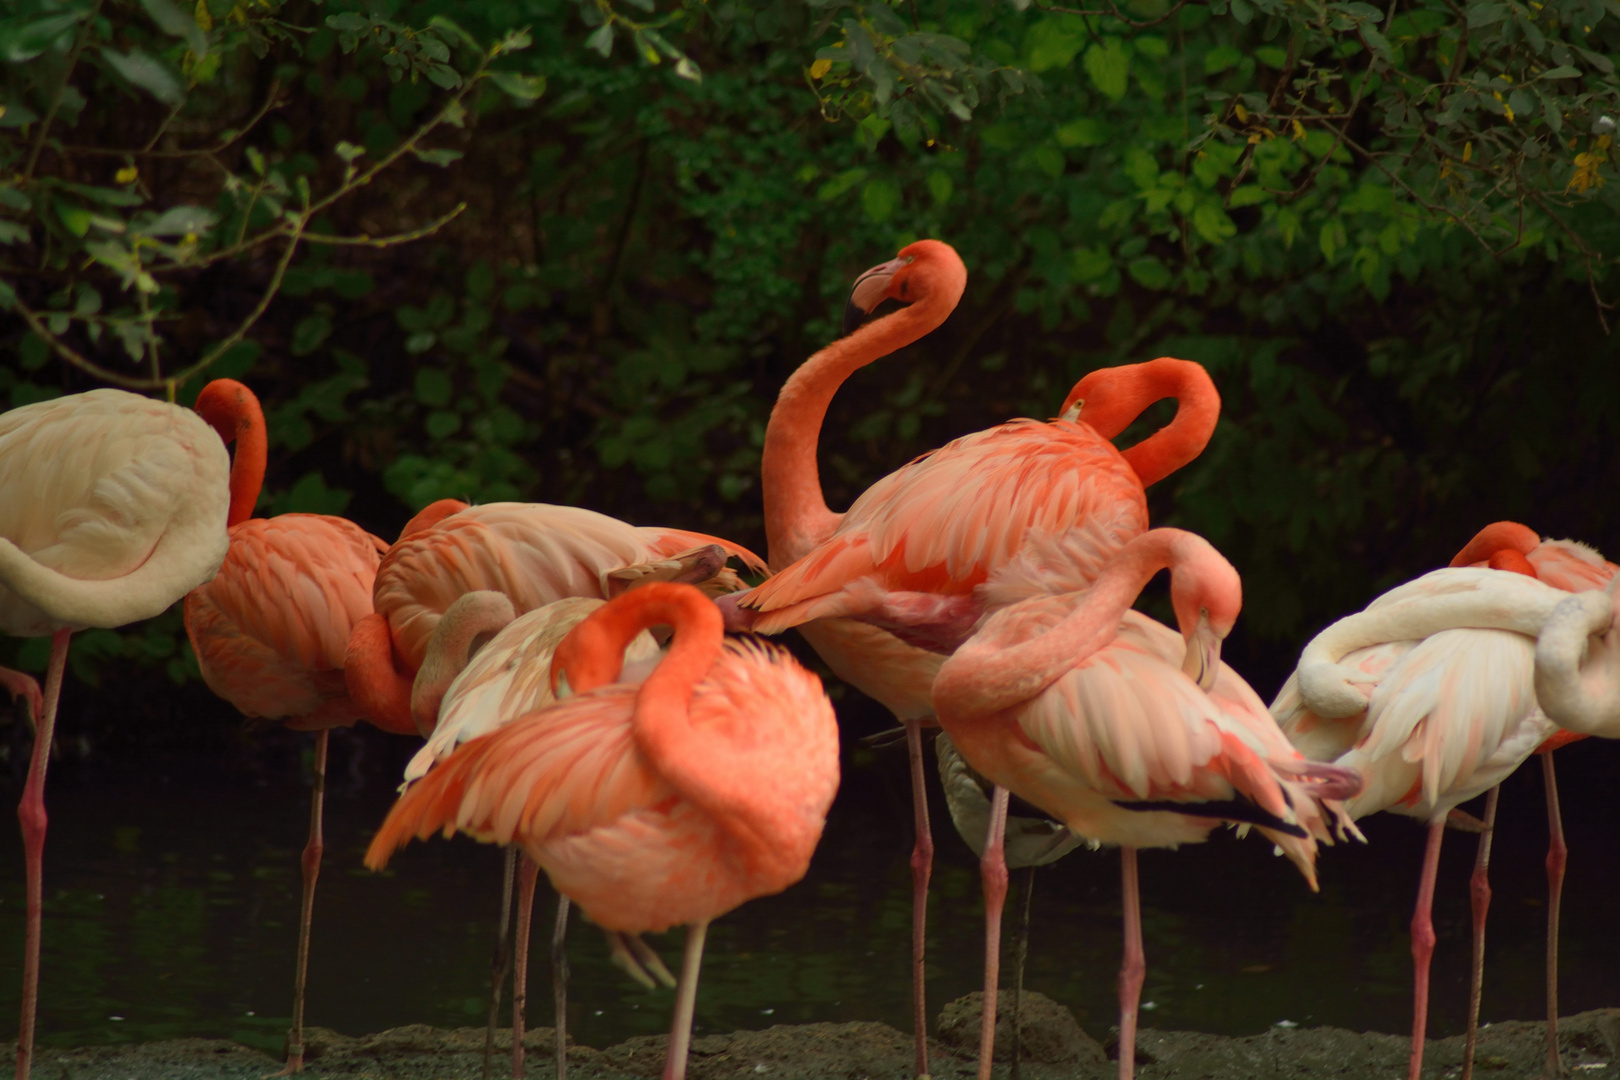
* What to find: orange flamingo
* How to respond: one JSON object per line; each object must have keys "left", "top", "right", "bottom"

{"left": 181, "top": 378, "right": 407, "bottom": 1073}
{"left": 749, "top": 237, "right": 1219, "bottom": 1074}
{"left": 1272, "top": 524, "right": 1614, "bottom": 1080}
{"left": 365, "top": 582, "right": 841, "bottom": 1080}
{"left": 871, "top": 528, "right": 1360, "bottom": 1080}
{"left": 0, "top": 388, "right": 231, "bottom": 1080}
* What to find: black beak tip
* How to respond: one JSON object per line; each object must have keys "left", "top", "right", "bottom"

{"left": 842, "top": 299, "right": 868, "bottom": 336}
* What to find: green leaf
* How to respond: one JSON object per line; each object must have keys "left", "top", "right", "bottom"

{"left": 1254, "top": 45, "right": 1288, "bottom": 68}
{"left": 0, "top": 12, "right": 87, "bottom": 63}
{"left": 816, "top": 168, "right": 869, "bottom": 201}
{"left": 139, "top": 205, "right": 217, "bottom": 237}
{"left": 1071, "top": 246, "right": 1113, "bottom": 282}
{"left": 584, "top": 24, "right": 614, "bottom": 57}
{"left": 1204, "top": 44, "right": 1243, "bottom": 74}
{"left": 1227, "top": 184, "right": 1271, "bottom": 207}
{"left": 489, "top": 71, "right": 547, "bottom": 102}
{"left": 54, "top": 199, "right": 91, "bottom": 237}
{"left": 411, "top": 147, "right": 464, "bottom": 167}
{"left": 428, "top": 15, "right": 481, "bottom": 51}
{"left": 281, "top": 472, "right": 352, "bottom": 516}
{"left": 1023, "top": 18, "right": 1085, "bottom": 72}
{"left": 290, "top": 314, "right": 332, "bottom": 356}
{"left": 862, "top": 178, "right": 900, "bottom": 223}
{"left": 1127, "top": 256, "right": 1172, "bottom": 290}
{"left": 0, "top": 186, "right": 26, "bottom": 210}
{"left": 0, "top": 221, "right": 28, "bottom": 245}
{"left": 1466, "top": 2, "right": 1507, "bottom": 25}
{"left": 926, "top": 170, "right": 953, "bottom": 207}
{"left": 1192, "top": 202, "right": 1237, "bottom": 244}
{"left": 0, "top": 103, "right": 40, "bottom": 128}
{"left": 425, "top": 410, "right": 462, "bottom": 439}
{"left": 139, "top": 0, "right": 207, "bottom": 56}
{"left": 1359, "top": 26, "right": 1393, "bottom": 65}
{"left": 1084, "top": 39, "right": 1131, "bottom": 100}
{"left": 1540, "top": 65, "right": 1580, "bottom": 79}
{"left": 1055, "top": 117, "right": 1109, "bottom": 147}
{"left": 415, "top": 367, "right": 453, "bottom": 407}
{"left": 101, "top": 48, "right": 185, "bottom": 106}
{"left": 1031, "top": 146, "right": 1066, "bottom": 178}
{"left": 426, "top": 64, "right": 462, "bottom": 90}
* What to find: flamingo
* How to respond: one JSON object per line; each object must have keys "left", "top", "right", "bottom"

{"left": 0, "top": 388, "right": 231, "bottom": 1080}
{"left": 180, "top": 378, "right": 408, "bottom": 1073}
{"left": 1445, "top": 522, "right": 1615, "bottom": 1079}
{"left": 344, "top": 505, "right": 758, "bottom": 1077}
{"left": 403, "top": 545, "right": 735, "bottom": 1080}
{"left": 747, "top": 236, "right": 1219, "bottom": 1074}
{"left": 364, "top": 582, "right": 841, "bottom": 1080}
{"left": 866, "top": 528, "right": 1360, "bottom": 1080}
{"left": 1271, "top": 539, "right": 1609, "bottom": 1080}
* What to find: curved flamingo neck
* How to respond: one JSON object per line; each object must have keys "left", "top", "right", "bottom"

{"left": 556, "top": 582, "right": 722, "bottom": 697}
{"left": 412, "top": 591, "right": 516, "bottom": 735}
{"left": 939, "top": 529, "right": 1225, "bottom": 719}
{"left": 193, "top": 379, "right": 268, "bottom": 527}
{"left": 1449, "top": 521, "right": 1539, "bottom": 568}
{"left": 1487, "top": 550, "right": 1538, "bottom": 577}
{"left": 344, "top": 613, "right": 417, "bottom": 736}
{"left": 1062, "top": 358, "right": 1220, "bottom": 489}
{"left": 761, "top": 269, "right": 963, "bottom": 568}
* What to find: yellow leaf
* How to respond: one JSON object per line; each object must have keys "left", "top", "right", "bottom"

{"left": 1505, "top": 104, "right": 1515, "bottom": 123}
{"left": 1600, "top": 134, "right": 1613, "bottom": 151}
{"left": 1291, "top": 118, "right": 1306, "bottom": 140}
{"left": 1463, "top": 141, "right": 1473, "bottom": 162}
{"left": 194, "top": 0, "right": 212, "bottom": 30}
{"left": 1234, "top": 102, "right": 1249, "bottom": 122}
{"left": 809, "top": 58, "right": 832, "bottom": 80}
{"left": 115, "top": 166, "right": 138, "bottom": 184}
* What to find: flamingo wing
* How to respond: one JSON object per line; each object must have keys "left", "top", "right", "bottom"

{"left": 744, "top": 420, "right": 1146, "bottom": 632}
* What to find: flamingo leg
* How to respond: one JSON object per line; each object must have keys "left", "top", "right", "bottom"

{"left": 1461, "top": 786, "right": 1501, "bottom": 1080}
{"left": 14, "top": 628, "right": 68, "bottom": 1080}
{"left": 1010, "top": 864, "right": 1036, "bottom": 1080}
{"left": 976, "top": 786, "right": 1011, "bottom": 1080}
{"left": 904, "top": 718, "right": 934, "bottom": 1079}
{"left": 662, "top": 920, "right": 710, "bottom": 1080}
{"left": 1408, "top": 820, "right": 1446, "bottom": 1080}
{"left": 1542, "top": 753, "right": 1567, "bottom": 1079}
{"left": 511, "top": 856, "right": 539, "bottom": 1079}
{"left": 1117, "top": 846, "right": 1145, "bottom": 1080}
{"left": 483, "top": 847, "right": 518, "bottom": 1080}
{"left": 0, "top": 667, "right": 42, "bottom": 730}
{"left": 552, "top": 895, "right": 571, "bottom": 1080}
{"left": 276, "top": 728, "right": 329, "bottom": 1075}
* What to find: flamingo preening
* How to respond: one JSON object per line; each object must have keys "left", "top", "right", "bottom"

{"left": 746, "top": 237, "right": 1219, "bottom": 1075}
{"left": 0, "top": 388, "right": 231, "bottom": 1080}
{"left": 365, "top": 583, "right": 841, "bottom": 1080}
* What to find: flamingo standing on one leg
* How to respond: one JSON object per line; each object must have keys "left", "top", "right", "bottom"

{"left": 344, "top": 507, "right": 759, "bottom": 1078}
{"left": 1273, "top": 554, "right": 1601, "bottom": 1080}
{"left": 863, "top": 528, "right": 1360, "bottom": 1080}
{"left": 1445, "top": 522, "right": 1615, "bottom": 1080}
{"left": 746, "top": 237, "right": 1220, "bottom": 1074}
{"left": 181, "top": 378, "right": 410, "bottom": 1073}
{"left": 364, "top": 582, "right": 841, "bottom": 1080}
{"left": 0, "top": 388, "right": 231, "bottom": 1080}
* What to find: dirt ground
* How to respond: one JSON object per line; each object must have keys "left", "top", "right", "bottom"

{"left": 15, "top": 998, "right": 1620, "bottom": 1080}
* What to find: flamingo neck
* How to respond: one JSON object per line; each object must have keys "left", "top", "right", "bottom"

{"left": 1062, "top": 358, "right": 1220, "bottom": 489}
{"left": 1449, "top": 521, "right": 1539, "bottom": 568}
{"left": 411, "top": 591, "right": 516, "bottom": 736}
{"left": 761, "top": 295, "right": 956, "bottom": 567}
{"left": 937, "top": 529, "right": 1212, "bottom": 720}
{"left": 193, "top": 379, "right": 268, "bottom": 527}
{"left": 343, "top": 612, "right": 418, "bottom": 736}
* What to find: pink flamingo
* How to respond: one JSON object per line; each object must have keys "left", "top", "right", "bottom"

{"left": 751, "top": 236, "right": 1219, "bottom": 1074}
{"left": 181, "top": 378, "right": 409, "bottom": 1073}
{"left": 404, "top": 545, "right": 734, "bottom": 1079}
{"left": 1272, "top": 529, "right": 1612, "bottom": 1080}
{"left": 0, "top": 388, "right": 231, "bottom": 1080}
{"left": 864, "top": 528, "right": 1359, "bottom": 1080}
{"left": 364, "top": 582, "right": 841, "bottom": 1080}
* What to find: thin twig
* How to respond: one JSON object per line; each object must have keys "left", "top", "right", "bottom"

{"left": 303, "top": 204, "right": 467, "bottom": 247}
{"left": 24, "top": 0, "right": 102, "bottom": 181}
{"left": 1035, "top": 0, "right": 1189, "bottom": 29}
{"left": 60, "top": 80, "right": 284, "bottom": 159}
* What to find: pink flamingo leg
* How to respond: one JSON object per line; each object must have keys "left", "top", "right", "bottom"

{"left": 511, "top": 857, "right": 539, "bottom": 1078}
{"left": 1117, "top": 846, "right": 1145, "bottom": 1080}
{"left": 551, "top": 895, "right": 570, "bottom": 1080}
{"left": 1408, "top": 820, "right": 1446, "bottom": 1080}
{"left": 663, "top": 920, "right": 711, "bottom": 1080}
{"left": 1542, "top": 753, "right": 1566, "bottom": 1078}
{"left": 904, "top": 718, "right": 934, "bottom": 1079}
{"left": 0, "top": 668, "right": 42, "bottom": 730}
{"left": 483, "top": 848, "right": 518, "bottom": 1080}
{"left": 976, "top": 786, "right": 1011, "bottom": 1080}
{"left": 1461, "top": 785, "right": 1501, "bottom": 1080}
{"left": 14, "top": 629, "right": 68, "bottom": 1080}
{"left": 277, "top": 728, "right": 329, "bottom": 1075}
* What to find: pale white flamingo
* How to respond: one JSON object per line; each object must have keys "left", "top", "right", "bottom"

{"left": 0, "top": 388, "right": 230, "bottom": 1079}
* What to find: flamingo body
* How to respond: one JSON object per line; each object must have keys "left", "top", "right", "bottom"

{"left": 0, "top": 388, "right": 230, "bottom": 635}
{"left": 185, "top": 513, "right": 390, "bottom": 730}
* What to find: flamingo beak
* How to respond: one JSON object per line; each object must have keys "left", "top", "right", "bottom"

{"left": 1181, "top": 613, "right": 1221, "bottom": 692}
{"left": 842, "top": 255, "right": 912, "bottom": 335}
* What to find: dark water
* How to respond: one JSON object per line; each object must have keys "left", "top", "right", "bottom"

{"left": 2, "top": 710, "right": 1618, "bottom": 1054}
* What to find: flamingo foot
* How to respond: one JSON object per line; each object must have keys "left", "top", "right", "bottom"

{"left": 512, "top": 857, "right": 539, "bottom": 1079}
{"left": 606, "top": 932, "right": 677, "bottom": 989}
{"left": 14, "top": 630, "right": 67, "bottom": 1080}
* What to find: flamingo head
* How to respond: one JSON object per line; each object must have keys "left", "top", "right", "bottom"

{"left": 1166, "top": 533, "right": 1242, "bottom": 691}
{"left": 1448, "top": 520, "right": 1539, "bottom": 569}
{"left": 842, "top": 238, "right": 967, "bottom": 335}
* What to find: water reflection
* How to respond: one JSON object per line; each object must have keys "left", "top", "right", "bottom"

{"left": 1, "top": 722, "right": 1617, "bottom": 1051}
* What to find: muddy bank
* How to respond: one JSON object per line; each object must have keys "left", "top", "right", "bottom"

{"left": 17, "top": 1002, "right": 1620, "bottom": 1079}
